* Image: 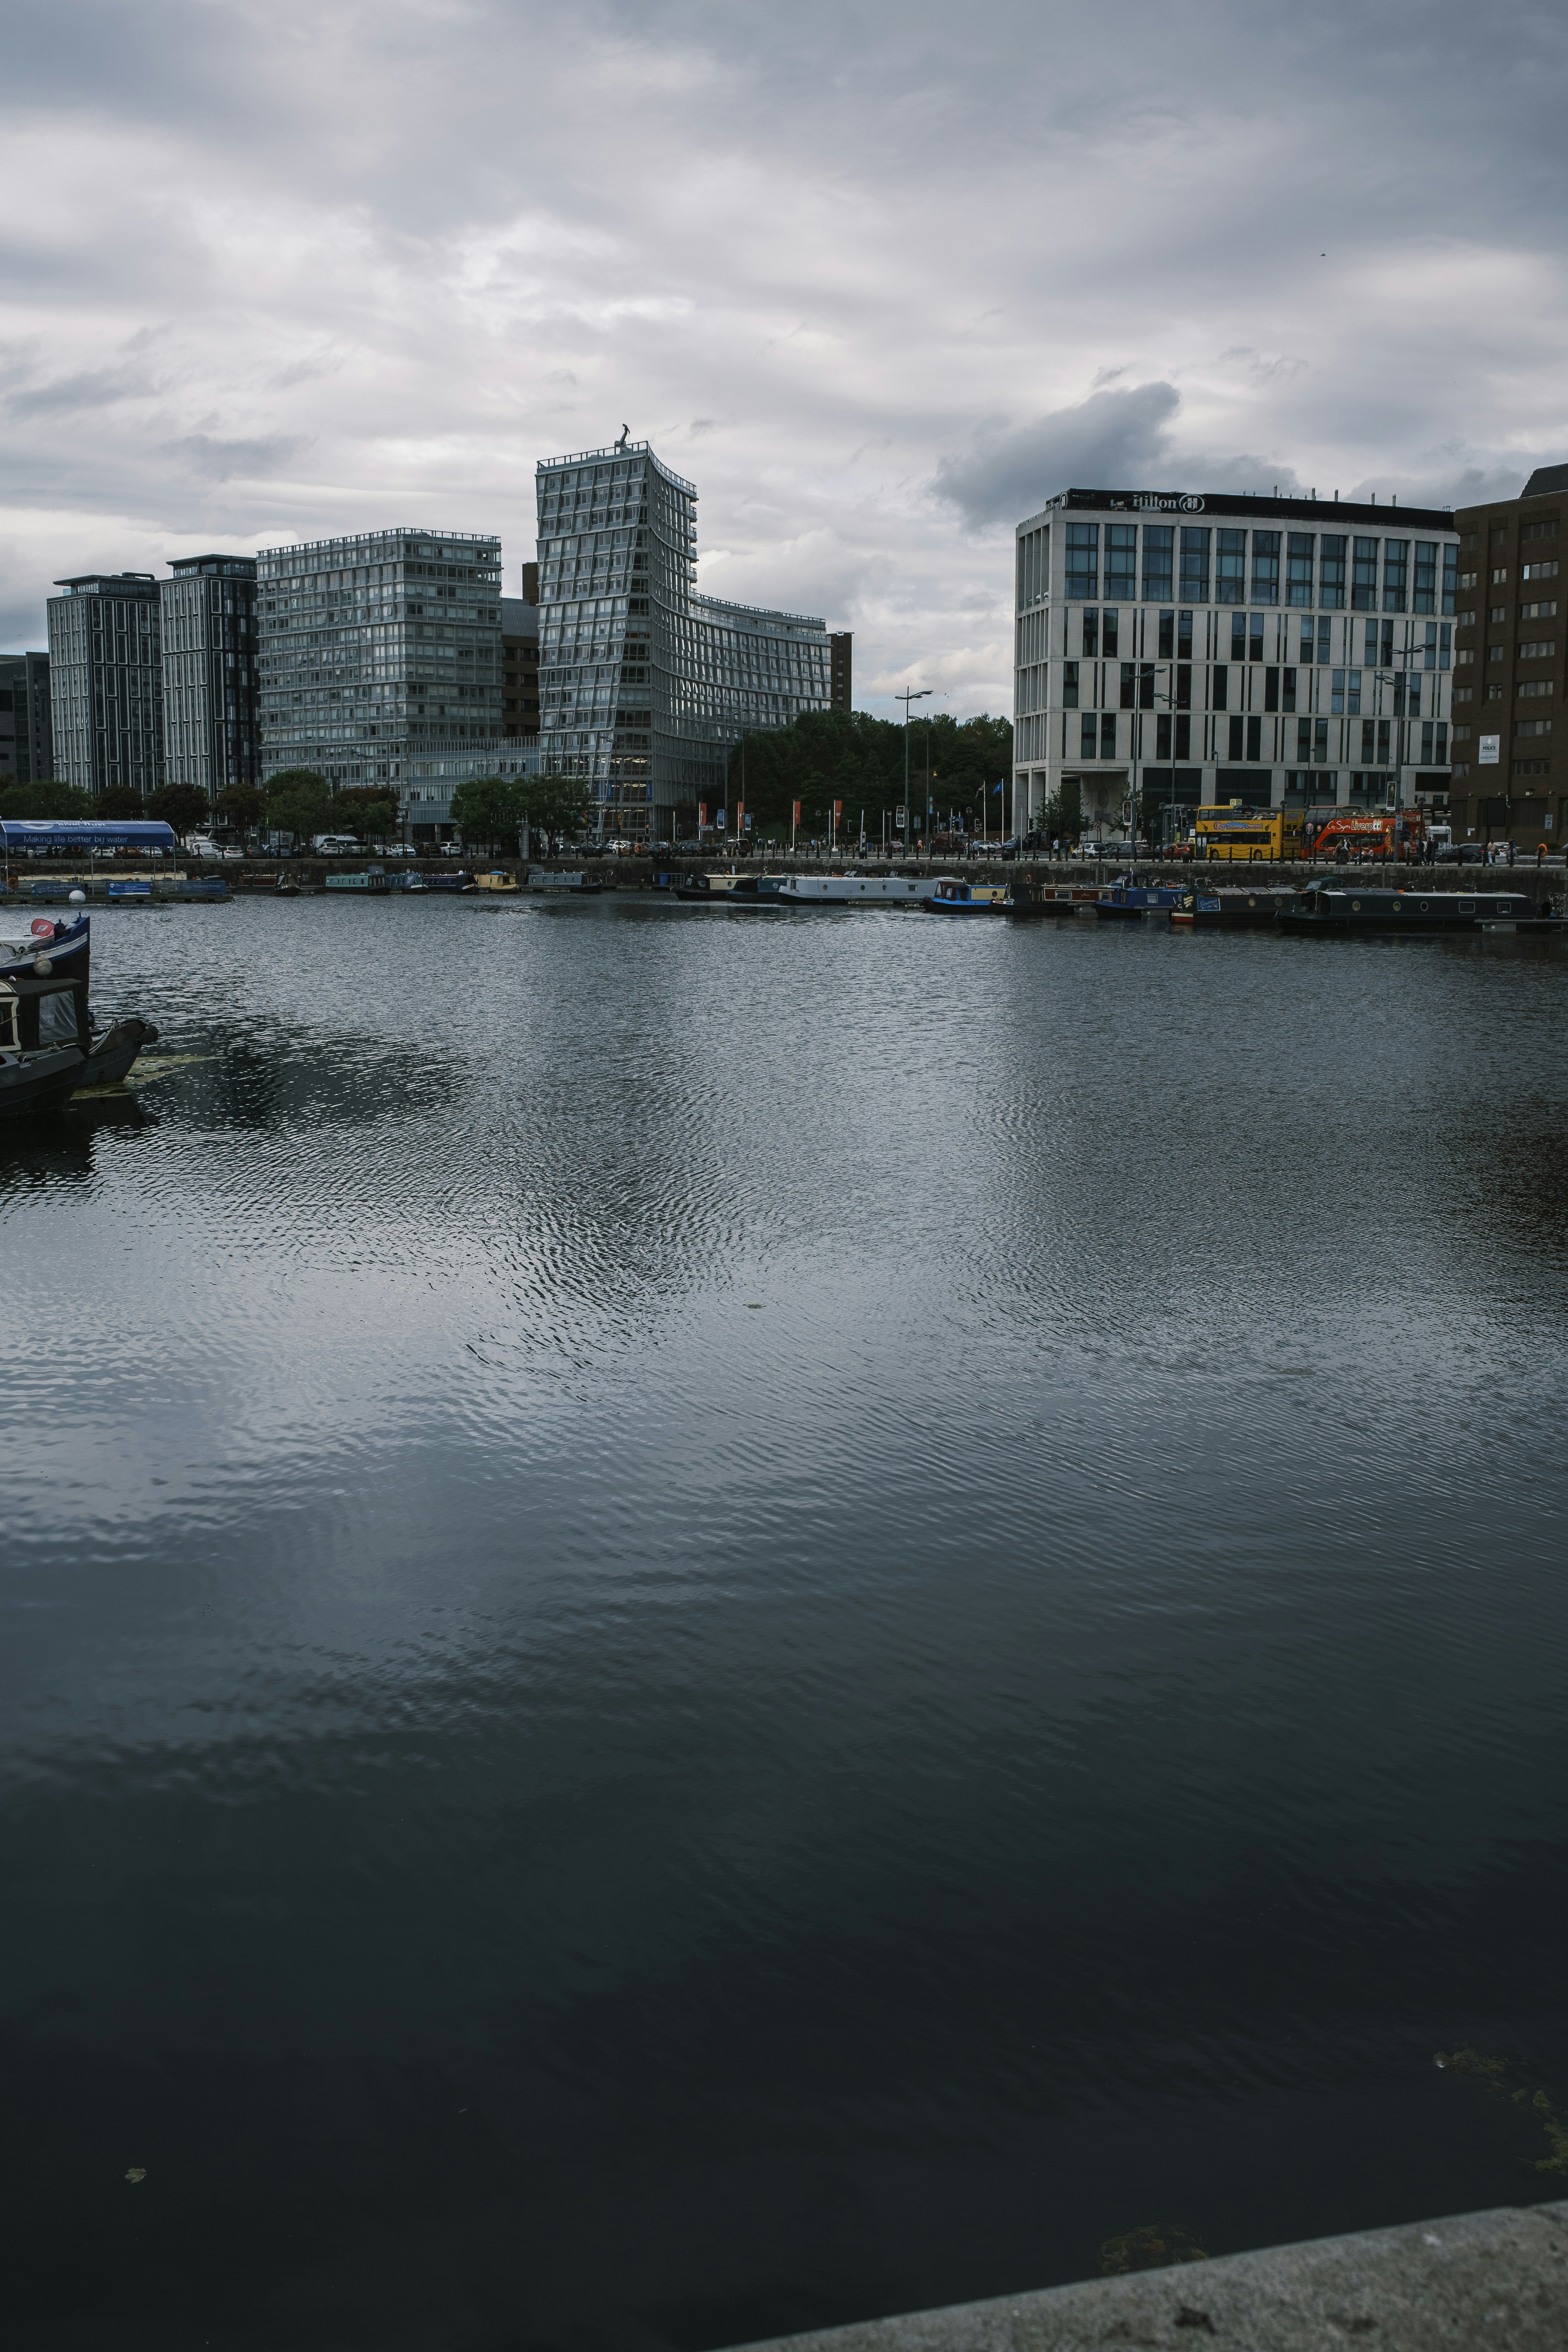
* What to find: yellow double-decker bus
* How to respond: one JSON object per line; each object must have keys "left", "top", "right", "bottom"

{"left": 1193, "top": 801, "right": 1305, "bottom": 862}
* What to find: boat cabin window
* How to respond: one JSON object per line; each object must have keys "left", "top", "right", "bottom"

{"left": 37, "top": 989, "right": 81, "bottom": 1047}
{"left": 0, "top": 1000, "right": 14, "bottom": 1049}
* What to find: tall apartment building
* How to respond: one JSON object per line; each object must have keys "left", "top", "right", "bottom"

{"left": 830, "top": 631, "right": 853, "bottom": 712}
{"left": 0, "top": 652, "right": 52, "bottom": 786}
{"left": 161, "top": 554, "right": 260, "bottom": 802}
{"left": 1013, "top": 489, "right": 1458, "bottom": 839}
{"left": 534, "top": 439, "right": 833, "bottom": 835}
{"left": 1449, "top": 466, "right": 1566, "bottom": 848}
{"left": 256, "top": 528, "right": 505, "bottom": 786}
{"left": 47, "top": 573, "right": 164, "bottom": 798}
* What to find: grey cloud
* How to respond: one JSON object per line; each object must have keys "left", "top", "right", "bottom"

{"left": 933, "top": 385, "right": 1181, "bottom": 528}
{"left": 8, "top": 366, "right": 160, "bottom": 418}
{"left": 162, "top": 434, "right": 312, "bottom": 481}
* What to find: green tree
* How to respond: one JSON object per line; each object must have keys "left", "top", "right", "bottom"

{"left": 332, "top": 786, "right": 402, "bottom": 845}
{"left": 1044, "top": 777, "right": 1081, "bottom": 844}
{"left": 723, "top": 708, "right": 1014, "bottom": 843}
{"left": 0, "top": 779, "right": 93, "bottom": 820}
{"left": 450, "top": 774, "right": 523, "bottom": 853}
{"left": 96, "top": 786, "right": 147, "bottom": 819}
{"left": 216, "top": 782, "right": 267, "bottom": 833}
{"left": 149, "top": 782, "right": 212, "bottom": 838}
{"left": 519, "top": 775, "right": 589, "bottom": 850}
{"left": 265, "top": 771, "right": 334, "bottom": 842}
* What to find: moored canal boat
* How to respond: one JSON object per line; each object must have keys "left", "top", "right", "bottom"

{"left": 1277, "top": 881, "right": 1552, "bottom": 936}
{"left": 926, "top": 878, "right": 1008, "bottom": 914}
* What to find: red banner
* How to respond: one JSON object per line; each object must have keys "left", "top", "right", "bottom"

{"left": 792, "top": 801, "right": 801, "bottom": 824}
{"left": 698, "top": 802, "right": 707, "bottom": 829}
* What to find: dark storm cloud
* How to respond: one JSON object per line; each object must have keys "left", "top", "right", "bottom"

{"left": 933, "top": 385, "right": 1181, "bottom": 527}
{"left": 2, "top": 0, "right": 1567, "bottom": 707}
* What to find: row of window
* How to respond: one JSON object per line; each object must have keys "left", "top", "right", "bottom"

{"left": 1059, "top": 523, "right": 1456, "bottom": 612}
{"left": 1068, "top": 713, "right": 1449, "bottom": 763}
{"left": 1059, "top": 661, "right": 1436, "bottom": 716}
{"left": 1065, "top": 608, "right": 1451, "bottom": 668}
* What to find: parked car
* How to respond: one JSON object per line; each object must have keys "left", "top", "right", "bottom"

{"left": 1435, "top": 843, "right": 1487, "bottom": 864}
{"left": 312, "top": 833, "right": 360, "bottom": 856}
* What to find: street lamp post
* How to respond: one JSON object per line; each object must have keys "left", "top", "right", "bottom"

{"left": 898, "top": 688, "right": 933, "bottom": 853}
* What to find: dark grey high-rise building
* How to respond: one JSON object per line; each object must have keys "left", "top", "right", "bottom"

{"left": 0, "top": 651, "right": 53, "bottom": 786}
{"left": 256, "top": 528, "right": 504, "bottom": 786}
{"left": 47, "top": 573, "right": 164, "bottom": 798}
{"left": 534, "top": 439, "right": 832, "bottom": 836}
{"left": 161, "top": 554, "right": 260, "bottom": 801}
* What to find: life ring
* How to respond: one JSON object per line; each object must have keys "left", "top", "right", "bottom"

{"left": 30, "top": 917, "right": 55, "bottom": 938}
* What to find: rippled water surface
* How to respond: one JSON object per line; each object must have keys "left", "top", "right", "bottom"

{"left": 4, "top": 896, "right": 1567, "bottom": 2350}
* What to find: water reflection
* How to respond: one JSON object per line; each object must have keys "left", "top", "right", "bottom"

{"left": 1, "top": 899, "right": 1566, "bottom": 2351}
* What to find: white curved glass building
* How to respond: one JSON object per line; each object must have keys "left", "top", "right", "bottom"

{"left": 535, "top": 441, "right": 833, "bottom": 838}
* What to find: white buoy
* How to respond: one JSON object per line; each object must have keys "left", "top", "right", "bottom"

{"left": 69, "top": 889, "right": 86, "bottom": 903}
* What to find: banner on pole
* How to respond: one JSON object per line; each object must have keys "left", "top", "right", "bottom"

{"left": 698, "top": 802, "right": 708, "bottom": 828}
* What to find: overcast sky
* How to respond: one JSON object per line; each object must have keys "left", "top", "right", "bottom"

{"left": 4, "top": 0, "right": 1566, "bottom": 714}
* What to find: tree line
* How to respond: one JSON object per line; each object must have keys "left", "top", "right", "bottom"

{"left": 722, "top": 709, "right": 1013, "bottom": 838}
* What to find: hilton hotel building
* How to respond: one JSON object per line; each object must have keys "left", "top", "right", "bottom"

{"left": 1013, "top": 489, "right": 1459, "bottom": 836}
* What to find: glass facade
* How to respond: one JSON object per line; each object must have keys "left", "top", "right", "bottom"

{"left": 47, "top": 574, "right": 164, "bottom": 799}
{"left": 256, "top": 529, "right": 505, "bottom": 786}
{"left": 161, "top": 555, "right": 260, "bottom": 802}
{"left": 534, "top": 441, "right": 832, "bottom": 836}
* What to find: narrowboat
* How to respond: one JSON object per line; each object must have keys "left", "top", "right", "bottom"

{"left": 1003, "top": 882, "right": 1099, "bottom": 917}
{"left": 1094, "top": 882, "right": 1186, "bottom": 920}
{"left": 771, "top": 872, "right": 934, "bottom": 906}
{"left": 1169, "top": 888, "right": 1295, "bottom": 929}
{"left": 926, "top": 878, "right": 1008, "bottom": 914}
{"left": 1277, "top": 881, "right": 1554, "bottom": 935}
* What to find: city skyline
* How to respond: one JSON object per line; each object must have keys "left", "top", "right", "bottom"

{"left": 3, "top": 2, "right": 1566, "bottom": 721}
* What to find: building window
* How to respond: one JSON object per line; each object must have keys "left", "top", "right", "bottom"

{"left": 1063, "top": 661, "right": 1079, "bottom": 708}
{"left": 1120, "top": 662, "right": 1136, "bottom": 710}
{"left": 1228, "top": 714, "right": 1244, "bottom": 759}
{"left": 1175, "top": 663, "right": 1191, "bottom": 709}
{"left": 1318, "top": 536, "right": 1347, "bottom": 609}
{"left": 1377, "top": 718, "right": 1391, "bottom": 761}
{"left": 1231, "top": 612, "right": 1246, "bottom": 661}
{"left": 1066, "top": 524, "right": 1098, "bottom": 599}
{"left": 1413, "top": 542, "right": 1438, "bottom": 613}
{"left": 1177, "top": 610, "right": 1194, "bottom": 660}
{"left": 1102, "top": 609, "right": 1119, "bottom": 656}
{"left": 1158, "top": 610, "right": 1175, "bottom": 659}
{"left": 1216, "top": 530, "right": 1246, "bottom": 605}
{"left": 1249, "top": 611, "right": 1265, "bottom": 663}
{"left": 1282, "top": 666, "right": 1297, "bottom": 713}
{"left": 1296, "top": 717, "right": 1311, "bottom": 759}
{"left": 1099, "top": 712, "right": 1116, "bottom": 758}
{"left": 1265, "top": 666, "right": 1280, "bottom": 712}
{"left": 1251, "top": 531, "right": 1281, "bottom": 604}
{"left": 1518, "top": 680, "right": 1554, "bottom": 698}
{"left": 1286, "top": 533, "right": 1314, "bottom": 606}
{"left": 1174, "top": 714, "right": 1191, "bottom": 759}
{"left": 1352, "top": 538, "right": 1379, "bottom": 611}
{"left": 1142, "top": 525, "right": 1174, "bottom": 602}
{"left": 1246, "top": 714, "right": 1262, "bottom": 760}
{"left": 1105, "top": 525, "right": 1137, "bottom": 602}
{"left": 1082, "top": 609, "right": 1099, "bottom": 657}
{"left": 1516, "top": 717, "right": 1552, "bottom": 737}
{"left": 1382, "top": 539, "right": 1409, "bottom": 612}
{"left": 1523, "top": 560, "right": 1560, "bottom": 582}
{"left": 1180, "top": 530, "right": 1210, "bottom": 602}
{"left": 1156, "top": 712, "right": 1172, "bottom": 758}
{"left": 1079, "top": 712, "right": 1095, "bottom": 757}
{"left": 1212, "top": 664, "right": 1228, "bottom": 710}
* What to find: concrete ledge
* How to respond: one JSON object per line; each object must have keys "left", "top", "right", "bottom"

{"left": 727, "top": 2202, "right": 1568, "bottom": 2352}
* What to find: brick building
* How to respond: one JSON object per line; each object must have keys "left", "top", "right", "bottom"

{"left": 1449, "top": 466, "right": 1566, "bottom": 849}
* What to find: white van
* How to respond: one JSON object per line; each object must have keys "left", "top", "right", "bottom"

{"left": 312, "top": 834, "right": 360, "bottom": 856}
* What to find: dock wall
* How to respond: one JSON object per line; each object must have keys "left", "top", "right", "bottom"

{"left": 723, "top": 2199, "right": 1568, "bottom": 2352}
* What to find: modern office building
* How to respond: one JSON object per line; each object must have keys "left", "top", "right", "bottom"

{"left": 501, "top": 588, "right": 540, "bottom": 735}
{"left": 47, "top": 573, "right": 165, "bottom": 798}
{"left": 256, "top": 528, "right": 507, "bottom": 786}
{"left": 1013, "top": 489, "right": 1458, "bottom": 840}
{"left": 402, "top": 737, "right": 542, "bottom": 844}
{"left": 830, "top": 631, "right": 853, "bottom": 712}
{"left": 534, "top": 439, "right": 834, "bottom": 835}
{"left": 1448, "top": 465, "right": 1566, "bottom": 848}
{"left": 0, "top": 651, "right": 52, "bottom": 786}
{"left": 160, "top": 554, "right": 260, "bottom": 802}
